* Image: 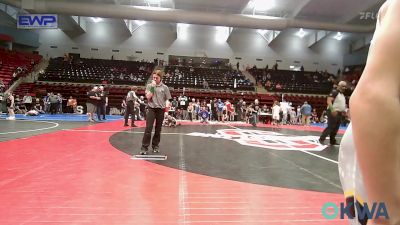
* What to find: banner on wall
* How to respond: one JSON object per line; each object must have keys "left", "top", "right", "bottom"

{"left": 17, "top": 14, "right": 58, "bottom": 29}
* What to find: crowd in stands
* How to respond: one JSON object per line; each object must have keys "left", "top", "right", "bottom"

{"left": 115, "top": 92, "right": 335, "bottom": 127}
{"left": 248, "top": 64, "right": 339, "bottom": 94}
{"left": 0, "top": 51, "right": 357, "bottom": 128}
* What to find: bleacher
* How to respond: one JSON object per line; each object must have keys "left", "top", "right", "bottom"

{"left": 248, "top": 68, "right": 334, "bottom": 94}
{"left": 164, "top": 66, "right": 254, "bottom": 91}
{"left": 0, "top": 48, "right": 42, "bottom": 87}
{"left": 39, "top": 57, "right": 154, "bottom": 86}
{"left": 16, "top": 56, "right": 334, "bottom": 114}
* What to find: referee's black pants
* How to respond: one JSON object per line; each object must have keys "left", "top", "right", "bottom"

{"left": 319, "top": 109, "right": 342, "bottom": 144}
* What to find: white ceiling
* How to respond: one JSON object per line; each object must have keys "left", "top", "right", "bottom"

{"left": 106, "top": 0, "right": 385, "bottom": 25}
{"left": 1, "top": 0, "right": 386, "bottom": 43}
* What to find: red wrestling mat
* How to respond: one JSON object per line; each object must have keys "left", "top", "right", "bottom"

{"left": 0, "top": 121, "right": 347, "bottom": 224}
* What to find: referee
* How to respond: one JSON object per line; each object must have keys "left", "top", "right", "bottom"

{"left": 319, "top": 81, "right": 347, "bottom": 145}
{"left": 140, "top": 69, "right": 171, "bottom": 155}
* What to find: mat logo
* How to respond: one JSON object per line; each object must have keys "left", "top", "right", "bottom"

{"left": 186, "top": 129, "right": 327, "bottom": 151}
{"left": 322, "top": 202, "right": 389, "bottom": 221}
{"left": 18, "top": 14, "right": 58, "bottom": 29}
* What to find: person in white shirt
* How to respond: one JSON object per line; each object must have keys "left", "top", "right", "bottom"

{"left": 272, "top": 101, "right": 281, "bottom": 126}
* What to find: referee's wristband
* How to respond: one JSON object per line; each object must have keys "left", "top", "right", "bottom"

{"left": 150, "top": 86, "right": 155, "bottom": 93}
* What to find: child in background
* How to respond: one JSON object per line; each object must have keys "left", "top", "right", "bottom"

{"left": 199, "top": 106, "right": 209, "bottom": 124}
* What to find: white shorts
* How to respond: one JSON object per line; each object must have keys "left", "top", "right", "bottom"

{"left": 338, "top": 123, "right": 368, "bottom": 225}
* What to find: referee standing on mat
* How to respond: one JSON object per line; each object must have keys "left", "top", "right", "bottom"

{"left": 319, "top": 81, "right": 347, "bottom": 145}
{"left": 140, "top": 69, "right": 171, "bottom": 155}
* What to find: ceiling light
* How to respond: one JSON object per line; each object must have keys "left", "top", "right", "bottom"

{"left": 177, "top": 23, "right": 189, "bottom": 40}
{"left": 296, "top": 28, "right": 306, "bottom": 38}
{"left": 134, "top": 20, "right": 146, "bottom": 26}
{"left": 257, "top": 29, "right": 268, "bottom": 35}
{"left": 215, "top": 26, "right": 230, "bottom": 44}
{"left": 91, "top": 17, "right": 103, "bottom": 23}
{"left": 135, "top": 6, "right": 171, "bottom": 11}
{"left": 334, "top": 32, "right": 343, "bottom": 40}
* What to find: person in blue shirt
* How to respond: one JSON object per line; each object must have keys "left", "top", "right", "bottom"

{"left": 300, "top": 101, "right": 312, "bottom": 126}
{"left": 216, "top": 99, "right": 224, "bottom": 122}
{"left": 199, "top": 106, "right": 209, "bottom": 124}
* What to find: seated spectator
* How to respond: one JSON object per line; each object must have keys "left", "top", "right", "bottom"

{"left": 23, "top": 93, "right": 33, "bottom": 111}
{"left": 311, "top": 108, "right": 319, "bottom": 123}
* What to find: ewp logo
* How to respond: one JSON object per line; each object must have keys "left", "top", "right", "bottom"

{"left": 17, "top": 14, "right": 58, "bottom": 29}
{"left": 322, "top": 202, "right": 389, "bottom": 222}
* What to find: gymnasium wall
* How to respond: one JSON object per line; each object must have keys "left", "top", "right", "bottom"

{"left": 36, "top": 19, "right": 350, "bottom": 74}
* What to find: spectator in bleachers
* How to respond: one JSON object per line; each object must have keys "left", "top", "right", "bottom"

{"left": 63, "top": 53, "right": 69, "bottom": 63}
{"left": 273, "top": 63, "right": 278, "bottom": 71}
{"left": 202, "top": 79, "right": 209, "bottom": 89}
{"left": 300, "top": 101, "right": 312, "bottom": 126}
{"left": 275, "top": 83, "right": 282, "bottom": 90}
{"left": 265, "top": 80, "right": 272, "bottom": 91}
